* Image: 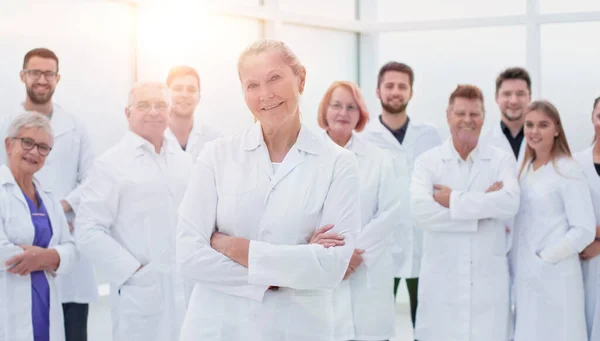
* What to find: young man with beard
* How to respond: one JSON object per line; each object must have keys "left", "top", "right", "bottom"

{"left": 0, "top": 48, "right": 98, "bottom": 341}
{"left": 480, "top": 67, "right": 531, "bottom": 165}
{"left": 361, "top": 61, "right": 442, "bottom": 330}
{"left": 164, "top": 66, "right": 221, "bottom": 161}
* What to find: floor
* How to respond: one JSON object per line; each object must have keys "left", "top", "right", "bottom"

{"left": 88, "top": 281, "right": 415, "bottom": 341}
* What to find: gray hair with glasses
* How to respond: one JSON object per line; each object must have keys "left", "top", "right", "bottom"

{"left": 6, "top": 111, "right": 54, "bottom": 144}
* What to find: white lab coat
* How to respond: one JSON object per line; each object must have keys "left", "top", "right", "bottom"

{"left": 75, "top": 132, "right": 192, "bottom": 341}
{"left": 0, "top": 104, "right": 98, "bottom": 304}
{"left": 575, "top": 147, "right": 600, "bottom": 341}
{"left": 410, "top": 139, "right": 520, "bottom": 341}
{"left": 361, "top": 118, "right": 441, "bottom": 278}
{"left": 165, "top": 123, "right": 222, "bottom": 161}
{"left": 329, "top": 133, "right": 402, "bottom": 341}
{"left": 480, "top": 121, "right": 526, "bottom": 166}
{"left": 512, "top": 157, "right": 594, "bottom": 341}
{"left": 0, "top": 165, "right": 77, "bottom": 341}
{"left": 177, "top": 122, "right": 361, "bottom": 341}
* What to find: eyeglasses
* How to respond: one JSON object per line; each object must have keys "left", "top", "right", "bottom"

{"left": 329, "top": 102, "right": 359, "bottom": 113}
{"left": 12, "top": 137, "right": 52, "bottom": 156}
{"left": 132, "top": 101, "right": 170, "bottom": 113}
{"left": 23, "top": 69, "right": 58, "bottom": 81}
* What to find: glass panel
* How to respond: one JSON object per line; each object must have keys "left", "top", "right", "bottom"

{"left": 540, "top": 0, "right": 600, "bottom": 14}
{"left": 540, "top": 22, "right": 600, "bottom": 152}
{"left": 377, "top": 0, "right": 525, "bottom": 22}
{"left": 278, "top": 24, "right": 358, "bottom": 132}
{"left": 278, "top": 0, "right": 356, "bottom": 20}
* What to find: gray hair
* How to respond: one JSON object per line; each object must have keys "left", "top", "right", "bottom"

{"left": 237, "top": 39, "right": 305, "bottom": 77}
{"left": 6, "top": 111, "right": 54, "bottom": 144}
{"left": 128, "top": 81, "right": 171, "bottom": 106}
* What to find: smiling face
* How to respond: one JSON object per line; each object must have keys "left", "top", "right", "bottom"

{"left": 524, "top": 109, "right": 559, "bottom": 154}
{"left": 496, "top": 79, "right": 531, "bottom": 123}
{"left": 325, "top": 86, "right": 361, "bottom": 136}
{"left": 126, "top": 85, "right": 170, "bottom": 141}
{"left": 377, "top": 71, "right": 412, "bottom": 115}
{"left": 239, "top": 48, "right": 305, "bottom": 130}
{"left": 20, "top": 56, "right": 60, "bottom": 105}
{"left": 5, "top": 127, "right": 52, "bottom": 175}
{"left": 169, "top": 74, "right": 200, "bottom": 117}
{"left": 447, "top": 97, "right": 484, "bottom": 145}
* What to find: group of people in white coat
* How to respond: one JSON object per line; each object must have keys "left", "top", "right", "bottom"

{"left": 1, "top": 39, "right": 600, "bottom": 341}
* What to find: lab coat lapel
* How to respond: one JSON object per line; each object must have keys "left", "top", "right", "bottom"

{"left": 466, "top": 145, "right": 490, "bottom": 189}
{"left": 0, "top": 166, "right": 28, "bottom": 210}
{"left": 368, "top": 121, "right": 403, "bottom": 152}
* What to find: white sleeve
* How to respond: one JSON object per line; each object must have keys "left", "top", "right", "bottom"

{"left": 64, "top": 121, "right": 95, "bottom": 214}
{"left": 176, "top": 150, "right": 268, "bottom": 301}
{"left": 75, "top": 161, "right": 140, "bottom": 288}
{"left": 247, "top": 151, "right": 361, "bottom": 290}
{"left": 0, "top": 203, "right": 23, "bottom": 272}
{"left": 356, "top": 156, "right": 403, "bottom": 268}
{"left": 559, "top": 164, "right": 596, "bottom": 253}
{"left": 410, "top": 154, "right": 478, "bottom": 232}
{"left": 449, "top": 152, "right": 520, "bottom": 221}
{"left": 49, "top": 196, "right": 78, "bottom": 275}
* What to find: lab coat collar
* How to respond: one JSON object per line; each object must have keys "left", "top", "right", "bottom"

{"left": 123, "top": 130, "right": 174, "bottom": 157}
{"left": 243, "top": 121, "right": 320, "bottom": 155}
{"left": 349, "top": 133, "right": 371, "bottom": 156}
{"left": 441, "top": 137, "right": 491, "bottom": 162}
{"left": 0, "top": 165, "right": 49, "bottom": 207}
{"left": 20, "top": 103, "right": 75, "bottom": 138}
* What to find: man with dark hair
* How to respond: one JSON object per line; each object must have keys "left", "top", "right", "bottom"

{"left": 410, "top": 84, "right": 519, "bottom": 341}
{"left": 361, "top": 61, "right": 441, "bottom": 330}
{"left": 165, "top": 65, "right": 221, "bottom": 161}
{"left": 481, "top": 67, "right": 532, "bottom": 164}
{"left": 0, "top": 47, "right": 98, "bottom": 341}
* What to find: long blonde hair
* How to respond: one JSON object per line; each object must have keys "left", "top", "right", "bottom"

{"left": 518, "top": 100, "right": 571, "bottom": 178}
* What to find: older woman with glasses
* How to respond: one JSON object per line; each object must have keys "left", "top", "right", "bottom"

{"left": 0, "top": 112, "right": 77, "bottom": 341}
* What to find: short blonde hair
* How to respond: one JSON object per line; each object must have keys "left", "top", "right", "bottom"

{"left": 128, "top": 81, "right": 170, "bottom": 106}
{"left": 237, "top": 39, "right": 306, "bottom": 94}
{"left": 6, "top": 111, "right": 54, "bottom": 144}
{"left": 317, "top": 81, "right": 370, "bottom": 132}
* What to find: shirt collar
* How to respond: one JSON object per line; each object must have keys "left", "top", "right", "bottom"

{"left": 500, "top": 121, "right": 524, "bottom": 138}
{"left": 379, "top": 115, "right": 410, "bottom": 134}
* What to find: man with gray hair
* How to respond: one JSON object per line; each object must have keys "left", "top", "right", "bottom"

{"left": 0, "top": 47, "right": 97, "bottom": 341}
{"left": 75, "top": 82, "right": 193, "bottom": 341}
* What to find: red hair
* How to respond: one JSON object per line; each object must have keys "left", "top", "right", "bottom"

{"left": 317, "top": 81, "right": 370, "bottom": 132}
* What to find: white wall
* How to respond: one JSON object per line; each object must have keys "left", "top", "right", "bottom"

{"left": 0, "top": 1, "right": 134, "bottom": 155}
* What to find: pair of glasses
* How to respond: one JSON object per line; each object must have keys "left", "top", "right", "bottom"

{"left": 12, "top": 137, "right": 52, "bottom": 156}
{"left": 23, "top": 69, "right": 58, "bottom": 81}
{"left": 132, "top": 101, "right": 170, "bottom": 112}
{"left": 329, "top": 102, "right": 359, "bottom": 113}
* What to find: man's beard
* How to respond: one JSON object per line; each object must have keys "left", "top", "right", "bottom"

{"left": 26, "top": 86, "right": 54, "bottom": 105}
{"left": 381, "top": 98, "right": 408, "bottom": 114}
{"left": 501, "top": 110, "right": 524, "bottom": 122}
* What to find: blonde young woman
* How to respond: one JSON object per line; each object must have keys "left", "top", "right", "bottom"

{"left": 176, "top": 40, "right": 361, "bottom": 341}
{"left": 318, "top": 81, "right": 403, "bottom": 341}
{"left": 512, "top": 100, "right": 595, "bottom": 341}
{"left": 574, "top": 96, "right": 600, "bottom": 341}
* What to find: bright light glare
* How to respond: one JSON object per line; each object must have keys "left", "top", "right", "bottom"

{"left": 136, "top": 3, "right": 221, "bottom": 76}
